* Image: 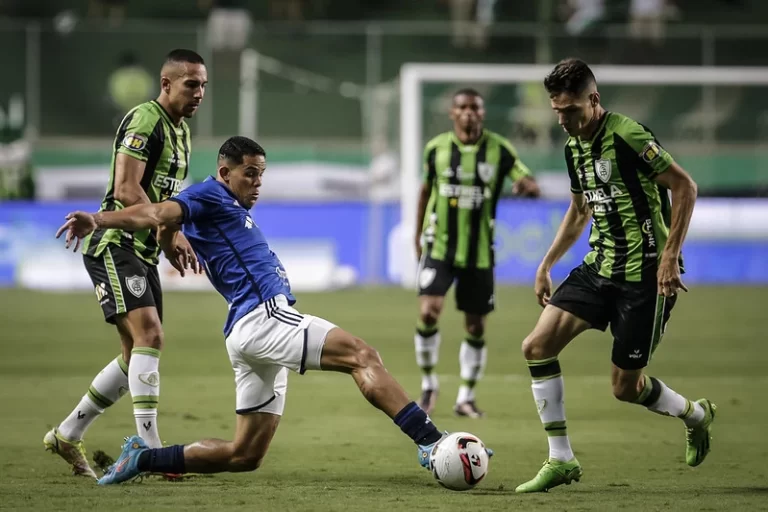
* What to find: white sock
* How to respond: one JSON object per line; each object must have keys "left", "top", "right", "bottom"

{"left": 528, "top": 357, "right": 574, "bottom": 462}
{"left": 415, "top": 326, "right": 441, "bottom": 391}
{"left": 129, "top": 347, "right": 163, "bottom": 448}
{"left": 637, "top": 376, "right": 705, "bottom": 427}
{"left": 456, "top": 340, "right": 487, "bottom": 405}
{"left": 58, "top": 355, "right": 129, "bottom": 441}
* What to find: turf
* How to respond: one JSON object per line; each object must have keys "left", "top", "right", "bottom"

{"left": 0, "top": 286, "right": 766, "bottom": 511}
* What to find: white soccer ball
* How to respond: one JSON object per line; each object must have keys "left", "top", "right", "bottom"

{"left": 429, "top": 432, "right": 490, "bottom": 491}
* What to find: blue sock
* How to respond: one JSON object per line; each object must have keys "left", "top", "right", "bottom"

{"left": 393, "top": 401, "right": 442, "bottom": 446}
{"left": 137, "top": 445, "right": 186, "bottom": 474}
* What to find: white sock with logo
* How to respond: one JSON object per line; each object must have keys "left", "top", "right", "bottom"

{"left": 129, "top": 347, "right": 163, "bottom": 448}
{"left": 528, "top": 357, "right": 574, "bottom": 462}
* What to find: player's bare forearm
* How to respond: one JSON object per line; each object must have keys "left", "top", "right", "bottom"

{"left": 654, "top": 163, "right": 698, "bottom": 261}
{"left": 113, "top": 152, "right": 151, "bottom": 207}
{"left": 415, "top": 183, "right": 430, "bottom": 240}
{"left": 540, "top": 194, "right": 591, "bottom": 271}
{"left": 95, "top": 202, "right": 183, "bottom": 232}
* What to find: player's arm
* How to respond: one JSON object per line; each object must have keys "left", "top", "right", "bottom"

{"left": 56, "top": 202, "right": 183, "bottom": 252}
{"left": 113, "top": 153, "right": 152, "bottom": 207}
{"left": 654, "top": 163, "right": 697, "bottom": 296}
{"left": 500, "top": 138, "right": 541, "bottom": 198}
{"left": 415, "top": 144, "right": 437, "bottom": 260}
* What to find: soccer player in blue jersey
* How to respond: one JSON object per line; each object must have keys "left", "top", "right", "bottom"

{"left": 56, "top": 136, "right": 489, "bottom": 484}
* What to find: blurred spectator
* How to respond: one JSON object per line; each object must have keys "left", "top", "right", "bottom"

{"left": 88, "top": 0, "right": 128, "bottom": 26}
{"left": 447, "top": 0, "right": 497, "bottom": 50}
{"left": 200, "top": 0, "right": 252, "bottom": 51}
{"left": 629, "top": 0, "right": 668, "bottom": 45}
{"left": 564, "top": 0, "right": 605, "bottom": 35}
{"left": 0, "top": 94, "right": 34, "bottom": 200}
{"left": 270, "top": 0, "right": 307, "bottom": 21}
{"left": 108, "top": 52, "right": 153, "bottom": 125}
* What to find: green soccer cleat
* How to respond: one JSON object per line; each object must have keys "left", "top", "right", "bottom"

{"left": 686, "top": 398, "right": 717, "bottom": 467}
{"left": 515, "top": 458, "right": 583, "bottom": 493}
{"left": 43, "top": 428, "right": 98, "bottom": 479}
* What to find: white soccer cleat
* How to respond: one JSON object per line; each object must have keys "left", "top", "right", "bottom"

{"left": 43, "top": 428, "right": 98, "bottom": 479}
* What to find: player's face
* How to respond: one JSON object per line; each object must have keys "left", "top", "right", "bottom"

{"left": 451, "top": 94, "right": 485, "bottom": 132}
{"left": 165, "top": 63, "right": 208, "bottom": 119}
{"left": 222, "top": 154, "right": 266, "bottom": 209}
{"left": 550, "top": 90, "right": 599, "bottom": 137}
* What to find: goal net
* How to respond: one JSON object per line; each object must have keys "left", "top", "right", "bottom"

{"left": 392, "top": 63, "right": 768, "bottom": 288}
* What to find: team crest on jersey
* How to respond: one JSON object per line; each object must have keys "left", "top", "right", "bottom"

{"left": 641, "top": 141, "right": 661, "bottom": 163}
{"left": 125, "top": 275, "right": 147, "bottom": 298}
{"left": 122, "top": 133, "right": 147, "bottom": 152}
{"left": 595, "top": 159, "right": 612, "bottom": 183}
{"left": 477, "top": 162, "right": 496, "bottom": 183}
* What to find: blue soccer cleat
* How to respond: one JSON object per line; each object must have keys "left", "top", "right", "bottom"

{"left": 98, "top": 436, "right": 149, "bottom": 485}
{"left": 417, "top": 433, "right": 494, "bottom": 470}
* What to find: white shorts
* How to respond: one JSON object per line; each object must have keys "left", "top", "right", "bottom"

{"left": 225, "top": 295, "right": 336, "bottom": 416}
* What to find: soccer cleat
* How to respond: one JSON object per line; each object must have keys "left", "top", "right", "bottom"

{"left": 686, "top": 398, "right": 717, "bottom": 467}
{"left": 515, "top": 458, "right": 583, "bottom": 493}
{"left": 453, "top": 401, "right": 484, "bottom": 419}
{"left": 43, "top": 428, "right": 98, "bottom": 479}
{"left": 417, "top": 432, "right": 494, "bottom": 470}
{"left": 418, "top": 389, "right": 438, "bottom": 416}
{"left": 97, "top": 435, "right": 149, "bottom": 485}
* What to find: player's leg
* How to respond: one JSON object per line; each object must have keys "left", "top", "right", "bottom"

{"left": 453, "top": 266, "right": 495, "bottom": 417}
{"left": 44, "top": 252, "right": 134, "bottom": 478}
{"left": 610, "top": 289, "right": 716, "bottom": 467}
{"left": 516, "top": 264, "right": 610, "bottom": 493}
{"left": 98, "top": 365, "right": 286, "bottom": 484}
{"left": 415, "top": 256, "right": 454, "bottom": 413}
{"left": 109, "top": 248, "right": 166, "bottom": 448}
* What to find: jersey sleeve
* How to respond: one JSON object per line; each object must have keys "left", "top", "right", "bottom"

{"left": 499, "top": 138, "right": 533, "bottom": 182}
{"left": 167, "top": 183, "right": 218, "bottom": 225}
{"left": 116, "top": 108, "right": 161, "bottom": 162}
{"left": 618, "top": 120, "right": 674, "bottom": 178}
{"left": 564, "top": 144, "right": 582, "bottom": 194}
{"left": 422, "top": 143, "right": 437, "bottom": 185}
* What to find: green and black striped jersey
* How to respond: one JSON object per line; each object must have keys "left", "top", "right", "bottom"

{"left": 566, "top": 111, "right": 683, "bottom": 283}
{"left": 82, "top": 101, "right": 191, "bottom": 265}
{"left": 421, "top": 129, "right": 532, "bottom": 269}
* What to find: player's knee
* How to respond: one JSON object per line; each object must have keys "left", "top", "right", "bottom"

{"left": 419, "top": 308, "right": 439, "bottom": 326}
{"left": 521, "top": 331, "right": 548, "bottom": 361}
{"left": 229, "top": 452, "right": 264, "bottom": 472}
{"left": 465, "top": 322, "right": 484, "bottom": 339}
{"left": 133, "top": 325, "right": 164, "bottom": 351}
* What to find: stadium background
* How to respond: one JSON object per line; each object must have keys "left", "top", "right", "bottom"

{"left": 0, "top": 1, "right": 766, "bottom": 510}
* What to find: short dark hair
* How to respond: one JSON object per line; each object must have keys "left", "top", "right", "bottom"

{"left": 218, "top": 136, "right": 266, "bottom": 165}
{"left": 165, "top": 49, "right": 205, "bottom": 66}
{"left": 453, "top": 88, "right": 482, "bottom": 100}
{"left": 543, "top": 58, "right": 596, "bottom": 97}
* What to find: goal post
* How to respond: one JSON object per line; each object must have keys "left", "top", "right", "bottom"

{"left": 395, "top": 63, "right": 768, "bottom": 288}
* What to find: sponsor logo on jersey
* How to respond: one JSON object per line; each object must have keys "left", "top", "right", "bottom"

{"left": 641, "top": 141, "right": 661, "bottom": 163}
{"left": 245, "top": 216, "right": 254, "bottom": 229}
{"left": 584, "top": 185, "right": 625, "bottom": 213}
{"left": 153, "top": 174, "right": 183, "bottom": 195}
{"left": 122, "top": 133, "right": 147, "bottom": 152}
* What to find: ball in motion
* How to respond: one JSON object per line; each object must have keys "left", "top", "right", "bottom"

{"left": 429, "top": 432, "right": 489, "bottom": 491}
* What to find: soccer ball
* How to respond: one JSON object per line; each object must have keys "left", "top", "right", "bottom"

{"left": 429, "top": 432, "right": 489, "bottom": 491}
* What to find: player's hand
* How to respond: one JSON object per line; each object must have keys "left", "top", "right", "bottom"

{"left": 415, "top": 234, "right": 423, "bottom": 261}
{"left": 513, "top": 176, "right": 541, "bottom": 198}
{"left": 534, "top": 264, "right": 553, "bottom": 307}
{"left": 55, "top": 211, "right": 97, "bottom": 252}
{"left": 657, "top": 255, "right": 688, "bottom": 297}
{"left": 163, "top": 231, "right": 201, "bottom": 278}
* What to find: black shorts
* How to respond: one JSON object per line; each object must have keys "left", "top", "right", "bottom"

{"left": 82, "top": 245, "right": 163, "bottom": 324}
{"left": 417, "top": 255, "right": 495, "bottom": 315}
{"left": 549, "top": 263, "right": 676, "bottom": 370}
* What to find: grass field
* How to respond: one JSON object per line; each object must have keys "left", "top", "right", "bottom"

{"left": 0, "top": 286, "right": 767, "bottom": 511}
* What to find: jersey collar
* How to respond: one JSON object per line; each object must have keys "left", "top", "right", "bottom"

{"left": 450, "top": 129, "right": 487, "bottom": 150}
{"left": 152, "top": 100, "right": 178, "bottom": 126}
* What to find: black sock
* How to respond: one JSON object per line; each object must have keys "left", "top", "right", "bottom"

{"left": 393, "top": 401, "right": 442, "bottom": 446}
{"left": 137, "top": 445, "right": 186, "bottom": 474}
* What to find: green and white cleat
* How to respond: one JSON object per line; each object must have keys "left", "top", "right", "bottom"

{"left": 686, "top": 399, "right": 717, "bottom": 467}
{"left": 515, "top": 458, "right": 583, "bottom": 493}
{"left": 43, "top": 428, "right": 98, "bottom": 479}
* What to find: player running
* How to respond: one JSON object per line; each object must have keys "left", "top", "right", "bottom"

{"left": 414, "top": 88, "right": 540, "bottom": 418}
{"left": 44, "top": 49, "right": 207, "bottom": 478}
{"left": 515, "top": 58, "right": 716, "bottom": 493}
{"left": 55, "top": 136, "right": 491, "bottom": 484}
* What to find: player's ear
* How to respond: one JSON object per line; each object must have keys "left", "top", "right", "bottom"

{"left": 591, "top": 91, "right": 600, "bottom": 107}
{"left": 217, "top": 164, "right": 231, "bottom": 183}
{"left": 161, "top": 76, "right": 171, "bottom": 95}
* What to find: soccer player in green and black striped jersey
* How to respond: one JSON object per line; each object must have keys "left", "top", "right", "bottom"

{"left": 44, "top": 49, "right": 208, "bottom": 479}
{"left": 514, "top": 59, "right": 716, "bottom": 493}
{"left": 414, "top": 88, "right": 540, "bottom": 419}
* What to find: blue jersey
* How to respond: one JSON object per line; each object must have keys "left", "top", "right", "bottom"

{"left": 169, "top": 177, "right": 295, "bottom": 336}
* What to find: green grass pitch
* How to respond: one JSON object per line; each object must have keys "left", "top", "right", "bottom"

{"left": 0, "top": 286, "right": 767, "bottom": 511}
